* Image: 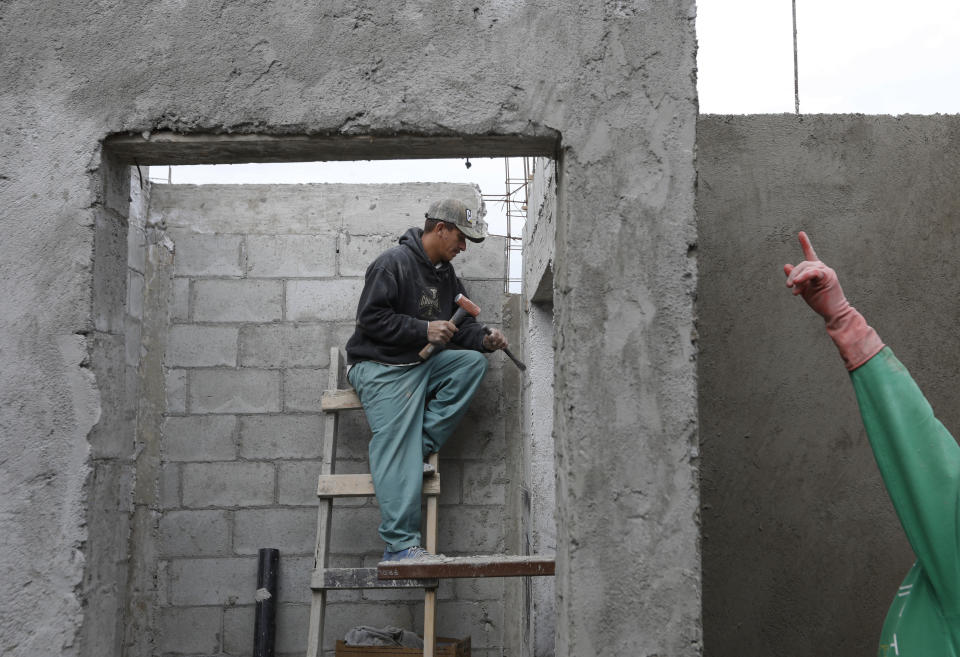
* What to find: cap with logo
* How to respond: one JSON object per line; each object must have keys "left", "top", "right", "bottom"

{"left": 425, "top": 198, "right": 487, "bottom": 243}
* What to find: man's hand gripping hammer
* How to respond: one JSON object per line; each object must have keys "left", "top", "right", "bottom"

{"left": 419, "top": 293, "right": 481, "bottom": 361}
{"left": 419, "top": 293, "right": 527, "bottom": 371}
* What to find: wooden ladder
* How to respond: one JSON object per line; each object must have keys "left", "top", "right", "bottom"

{"left": 307, "top": 347, "right": 443, "bottom": 657}
{"left": 307, "top": 347, "right": 556, "bottom": 657}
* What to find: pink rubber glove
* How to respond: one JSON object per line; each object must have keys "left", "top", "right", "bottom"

{"left": 784, "top": 231, "right": 884, "bottom": 371}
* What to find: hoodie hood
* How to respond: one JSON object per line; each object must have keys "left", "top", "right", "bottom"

{"left": 399, "top": 227, "right": 452, "bottom": 274}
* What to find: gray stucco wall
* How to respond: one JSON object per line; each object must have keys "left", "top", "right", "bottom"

{"left": 1, "top": 2, "right": 699, "bottom": 656}
{"left": 697, "top": 114, "right": 960, "bottom": 656}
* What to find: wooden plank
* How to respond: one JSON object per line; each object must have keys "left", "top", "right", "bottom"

{"left": 321, "top": 388, "right": 362, "bottom": 411}
{"left": 104, "top": 132, "right": 560, "bottom": 166}
{"left": 311, "top": 567, "right": 438, "bottom": 590}
{"left": 317, "top": 473, "right": 440, "bottom": 498}
{"left": 378, "top": 556, "right": 556, "bottom": 580}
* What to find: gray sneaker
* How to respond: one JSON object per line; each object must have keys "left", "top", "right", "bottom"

{"left": 381, "top": 546, "right": 440, "bottom": 561}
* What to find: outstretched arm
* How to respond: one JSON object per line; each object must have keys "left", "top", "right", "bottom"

{"left": 784, "top": 232, "right": 960, "bottom": 608}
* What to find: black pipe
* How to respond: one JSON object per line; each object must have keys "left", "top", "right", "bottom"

{"left": 253, "top": 548, "right": 280, "bottom": 657}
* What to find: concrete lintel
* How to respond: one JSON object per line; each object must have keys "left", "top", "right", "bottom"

{"left": 104, "top": 132, "right": 559, "bottom": 165}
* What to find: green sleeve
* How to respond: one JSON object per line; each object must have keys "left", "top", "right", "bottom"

{"left": 851, "top": 347, "right": 960, "bottom": 617}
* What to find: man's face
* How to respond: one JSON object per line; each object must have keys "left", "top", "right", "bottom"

{"left": 438, "top": 222, "right": 467, "bottom": 261}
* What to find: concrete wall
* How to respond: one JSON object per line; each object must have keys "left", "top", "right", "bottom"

{"left": 697, "top": 114, "right": 960, "bottom": 656}
{"left": 147, "top": 182, "right": 510, "bottom": 656}
{"left": 0, "top": 2, "right": 699, "bottom": 656}
{"left": 521, "top": 157, "right": 558, "bottom": 657}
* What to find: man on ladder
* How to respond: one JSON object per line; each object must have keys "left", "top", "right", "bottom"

{"left": 345, "top": 198, "right": 509, "bottom": 562}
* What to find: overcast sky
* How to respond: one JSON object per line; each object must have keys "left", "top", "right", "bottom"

{"left": 698, "top": 0, "right": 960, "bottom": 114}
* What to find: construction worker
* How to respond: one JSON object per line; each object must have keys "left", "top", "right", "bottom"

{"left": 784, "top": 231, "right": 960, "bottom": 656}
{"left": 345, "top": 198, "right": 508, "bottom": 562}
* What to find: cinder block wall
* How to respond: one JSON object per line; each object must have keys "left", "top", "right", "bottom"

{"left": 148, "top": 182, "right": 512, "bottom": 656}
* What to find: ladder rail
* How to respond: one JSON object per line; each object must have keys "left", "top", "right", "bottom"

{"left": 307, "top": 347, "right": 439, "bottom": 657}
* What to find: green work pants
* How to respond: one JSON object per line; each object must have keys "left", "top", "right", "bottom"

{"left": 348, "top": 349, "right": 489, "bottom": 552}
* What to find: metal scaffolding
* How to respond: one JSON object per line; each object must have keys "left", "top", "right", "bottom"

{"left": 482, "top": 157, "right": 532, "bottom": 293}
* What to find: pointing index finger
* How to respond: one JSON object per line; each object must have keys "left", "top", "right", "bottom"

{"left": 798, "top": 231, "right": 819, "bottom": 262}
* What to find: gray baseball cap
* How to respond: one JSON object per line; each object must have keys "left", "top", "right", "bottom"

{"left": 425, "top": 199, "right": 487, "bottom": 243}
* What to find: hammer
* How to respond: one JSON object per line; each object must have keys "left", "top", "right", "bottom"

{"left": 418, "top": 293, "right": 480, "bottom": 361}
{"left": 418, "top": 294, "right": 527, "bottom": 371}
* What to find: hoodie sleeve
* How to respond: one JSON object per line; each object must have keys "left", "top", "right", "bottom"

{"left": 355, "top": 265, "right": 428, "bottom": 347}
{"left": 451, "top": 277, "right": 489, "bottom": 352}
{"left": 850, "top": 347, "right": 960, "bottom": 616}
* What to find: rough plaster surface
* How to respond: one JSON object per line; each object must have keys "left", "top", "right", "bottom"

{"left": 522, "top": 158, "right": 558, "bottom": 657}
{"left": 697, "top": 114, "right": 960, "bottom": 656}
{"left": 0, "top": 2, "right": 699, "bottom": 655}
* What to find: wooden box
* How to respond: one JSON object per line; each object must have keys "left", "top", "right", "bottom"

{"left": 335, "top": 636, "right": 470, "bottom": 657}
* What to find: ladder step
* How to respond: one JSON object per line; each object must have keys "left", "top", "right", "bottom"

{"left": 321, "top": 388, "right": 362, "bottom": 411}
{"left": 378, "top": 555, "right": 556, "bottom": 580}
{"left": 317, "top": 473, "right": 440, "bottom": 498}
{"left": 311, "top": 567, "right": 439, "bottom": 590}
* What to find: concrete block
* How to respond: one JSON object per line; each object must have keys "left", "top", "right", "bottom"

{"left": 84, "top": 461, "right": 134, "bottom": 636}
{"left": 275, "top": 555, "right": 314, "bottom": 604}
{"left": 93, "top": 209, "right": 128, "bottom": 334}
{"left": 462, "top": 461, "right": 507, "bottom": 506}
{"left": 124, "top": 318, "right": 141, "bottom": 367}
{"left": 331, "top": 321, "right": 357, "bottom": 352}
{"left": 168, "top": 556, "right": 257, "bottom": 606}
{"left": 361, "top": 583, "right": 423, "bottom": 603}
{"left": 283, "top": 369, "right": 327, "bottom": 412}
{"left": 171, "top": 231, "right": 243, "bottom": 277}
{"left": 277, "top": 460, "right": 322, "bottom": 506}
{"left": 437, "top": 461, "right": 462, "bottom": 506}
{"left": 166, "top": 324, "right": 238, "bottom": 367}
{"left": 160, "top": 462, "right": 180, "bottom": 510}
{"left": 287, "top": 279, "right": 364, "bottom": 321}
{"left": 160, "top": 509, "right": 231, "bottom": 557}
{"left": 159, "top": 606, "right": 222, "bottom": 654}
{"left": 453, "top": 577, "right": 505, "bottom": 602}
{"left": 414, "top": 599, "right": 504, "bottom": 649}
{"left": 275, "top": 603, "right": 312, "bottom": 654}
{"left": 163, "top": 415, "right": 237, "bottom": 462}
{"left": 437, "top": 507, "right": 504, "bottom": 554}
{"left": 169, "top": 277, "right": 190, "bottom": 321}
{"left": 459, "top": 278, "right": 506, "bottom": 323}
{"left": 127, "top": 224, "right": 146, "bottom": 274}
{"left": 239, "top": 414, "right": 322, "bottom": 460}
{"left": 165, "top": 368, "right": 187, "bottom": 414}
{"left": 154, "top": 183, "right": 343, "bottom": 234}
{"left": 233, "top": 508, "right": 316, "bottom": 556}
{"left": 126, "top": 269, "right": 144, "bottom": 320}
{"left": 222, "top": 605, "right": 255, "bottom": 656}
{"left": 246, "top": 234, "right": 337, "bottom": 277}
{"left": 451, "top": 235, "right": 506, "bottom": 280}
{"left": 190, "top": 369, "right": 281, "bottom": 413}
{"left": 239, "top": 324, "right": 330, "bottom": 368}
{"left": 334, "top": 411, "right": 372, "bottom": 459}
{"left": 194, "top": 279, "right": 283, "bottom": 322}
{"left": 330, "top": 506, "right": 382, "bottom": 554}
{"left": 182, "top": 462, "right": 275, "bottom": 508}
{"left": 157, "top": 559, "right": 170, "bottom": 607}
{"left": 443, "top": 385, "right": 506, "bottom": 460}
{"left": 88, "top": 332, "right": 135, "bottom": 459}
{"left": 338, "top": 232, "right": 396, "bottom": 277}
